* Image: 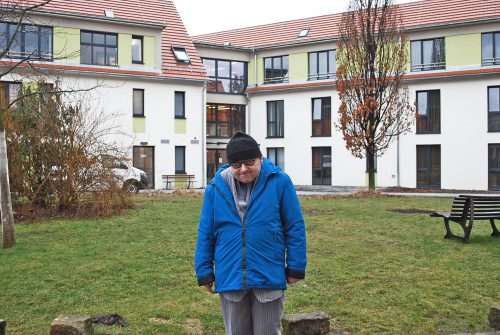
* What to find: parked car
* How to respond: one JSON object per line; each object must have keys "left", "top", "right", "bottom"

{"left": 101, "top": 155, "right": 148, "bottom": 193}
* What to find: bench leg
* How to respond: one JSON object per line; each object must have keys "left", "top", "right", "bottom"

{"left": 463, "top": 221, "right": 472, "bottom": 244}
{"left": 490, "top": 219, "right": 500, "bottom": 237}
{"left": 444, "top": 218, "right": 453, "bottom": 239}
{"left": 444, "top": 218, "right": 470, "bottom": 243}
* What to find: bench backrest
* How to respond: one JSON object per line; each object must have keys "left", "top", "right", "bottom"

{"left": 449, "top": 195, "right": 500, "bottom": 220}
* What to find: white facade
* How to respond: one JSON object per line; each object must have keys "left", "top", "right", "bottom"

{"left": 195, "top": 18, "right": 500, "bottom": 191}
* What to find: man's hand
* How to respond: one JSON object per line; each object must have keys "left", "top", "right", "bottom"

{"left": 204, "top": 283, "right": 214, "bottom": 293}
{"left": 287, "top": 276, "right": 302, "bottom": 284}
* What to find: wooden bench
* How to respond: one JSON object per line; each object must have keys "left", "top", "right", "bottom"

{"left": 430, "top": 195, "right": 500, "bottom": 243}
{"left": 162, "top": 174, "right": 196, "bottom": 190}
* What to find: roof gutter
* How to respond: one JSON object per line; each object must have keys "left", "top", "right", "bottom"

{"left": 405, "top": 16, "right": 500, "bottom": 33}
{"left": 192, "top": 41, "right": 254, "bottom": 52}
{"left": 0, "top": 6, "right": 166, "bottom": 30}
{"left": 0, "top": 64, "right": 206, "bottom": 84}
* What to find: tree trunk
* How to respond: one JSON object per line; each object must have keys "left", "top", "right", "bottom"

{"left": 0, "top": 128, "right": 16, "bottom": 248}
{"left": 367, "top": 151, "right": 376, "bottom": 191}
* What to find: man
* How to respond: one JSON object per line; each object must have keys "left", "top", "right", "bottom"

{"left": 195, "top": 132, "right": 307, "bottom": 335}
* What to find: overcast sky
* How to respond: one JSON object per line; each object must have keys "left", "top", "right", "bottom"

{"left": 173, "top": 0, "right": 421, "bottom": 36}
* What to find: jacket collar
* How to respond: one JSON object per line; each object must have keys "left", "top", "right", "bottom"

{"left": 211, "top": 158, "right": 281, "bottom": 207}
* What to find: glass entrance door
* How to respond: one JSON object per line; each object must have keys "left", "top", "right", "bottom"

{"left": 207, "top": 149, "right": 227, "bottom": 182}
{"left": 133, "top": 146, "right": 154, "bottom": 189}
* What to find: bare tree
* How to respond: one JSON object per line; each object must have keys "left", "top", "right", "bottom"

{"left": 336, "top": 0, "right": 415, "bottom": 190}
{"left": 1, "top": 0, "right": 51, "bottom": 248}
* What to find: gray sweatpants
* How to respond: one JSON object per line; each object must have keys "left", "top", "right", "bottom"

{"left": 220, "top": 289, "right": 284, "bottom": 335}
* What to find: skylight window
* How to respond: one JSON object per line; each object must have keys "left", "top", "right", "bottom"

{"left": 298, "top": 28, "right": 309, "bottom": 38}
{"left": 104, "top": 10, "right": 115, "bottom": 18}
{"left": 172, "top": 45, "right": 190, "bottom": 63}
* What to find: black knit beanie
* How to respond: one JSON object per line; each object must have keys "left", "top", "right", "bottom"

{"left": 226, "top": 132, "right": 262, "bottom": 163}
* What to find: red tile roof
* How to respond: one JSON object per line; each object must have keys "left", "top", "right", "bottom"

{"left": 15, "top": 0, "right": 207, "bottom": 81}
{"left": 193, "top": 0, "right": 500, "bottom": 49}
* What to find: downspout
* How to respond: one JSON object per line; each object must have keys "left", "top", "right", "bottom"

{"left": 201, "top": 83, "right": 207, "bottom": 187}
{"left": 248, "top": 48, "right": 257, "bottom": 135}
{"left": 254, "top": 49, "right": 257, "bottom": 89}
{"left": 397, "top": 35, "right": 402, "bottom": 188}
{"left": 397, "top": 130, "right": 400, "bottom": 187}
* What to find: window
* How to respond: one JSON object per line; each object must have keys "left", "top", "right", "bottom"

{"left": 104, "top": 10, "right": 115, "bottom": 18}
{"left": 267, "top": 100, "right": 284, "bottom": 138}
{"left": 488, "top": 86, "right": 500, "bottom": 132}
{"left": 309, "top": 50, "right": 336, "bottom": 80}
{"left": 80, "top": 30, "right": 118, "bottom": 66}
{"left": 133, "top": 89, "right": 144, "bottom": 117}
{"left": 482, "top": 32, "right": 500, "bottom": 66}
{"left": 172, "top": 45, "right": 190, "bottom": 63}
{"left": 264, "top": 55, "right": 289, "bottom": 84}
{"left": 312, "top": 97, "right": 331, "bottom": 137}
{"left": 202, "top": 58, "right": 247, "bottom": 94}
{"left": 411, "top": 38, "right": 445, "bottom": 71}
{"left": 489, "top": 144, "right": 500, "bottom": 190}
{"left": 207, "top": 104, "right": 245, "bottom": 138}
{"left": 416, "top": 145, "right": 440, "bottom": 189}
{"left": 0, "top": 82, "right": 21, "bottom": 109}
{"left": 298, "top": 28, "right": 309, "bottom": 38}
{"left": 0, "top": 22, "right": 52, "bottom": 60}
{"left": 175, "top": 146, "right": 186, "bottom": 174}
{"left": 132, "top": 36, "right": 143, "bottom": 63}
{"left": 267, "top": 147, "right": 284, "bottom": 170}
{"left": 175, "top": 91, "right": 185, "bottom": 118}
{"left": 312, "top": 147, "right": 331, "bottom": 185}
{"left": 416, "top": 90, "right": 440, "bottom": 134}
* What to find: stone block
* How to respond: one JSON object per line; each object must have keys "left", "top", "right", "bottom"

{"left": 489, "top": 306, "right": 500, "bottom": 330}
{"left": 282, "top": 311, "right": 330, "bottom": 335}
{"left": 50, "top": 314, "right": 93, "bottom": 335}
{"left": 0, "top": 320, "right": 6, "bottom": 335}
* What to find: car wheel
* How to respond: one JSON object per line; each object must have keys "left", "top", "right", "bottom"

{"left": 124, "top": 181, "right": 140, "bottom": 193}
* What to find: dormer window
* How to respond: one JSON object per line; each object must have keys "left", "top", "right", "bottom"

{"left": 298, "top": 28, "right": 309, "bottom": 38}
{"left": 104, "top": 10, "right": 115, "bottom": 18}
{"left": 172, "top": 45, "right": 190, "bottom": 64}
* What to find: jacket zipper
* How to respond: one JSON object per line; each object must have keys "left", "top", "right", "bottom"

{"left": 211, "top": 182, "right": 248, "bottom": 289}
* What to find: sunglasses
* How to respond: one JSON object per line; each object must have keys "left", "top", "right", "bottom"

{"left": 231, "top": 159, "right": 257, "bottom": 169}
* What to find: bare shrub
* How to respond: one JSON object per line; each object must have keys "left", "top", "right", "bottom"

{"left": 5, "top": 81, "right": 132, "bottom": 218}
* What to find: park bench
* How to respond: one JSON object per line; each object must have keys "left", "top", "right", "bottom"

{"left": 162, "top": 174, "right": 196, "bottom": 190}
{"left": 430, "top": 195, "right": 500, "bottom": 243}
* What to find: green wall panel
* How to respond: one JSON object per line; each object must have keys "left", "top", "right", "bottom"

{"left": 289, "top": 53, "right": 308, "bottom": 82}
{"left": 53, "top": 27, "right": 80, "bottom": 62}
{"left": 257, "top": 58, "right": 264, "bottom": 85}
{"left": 405, "top": 41, "right": 411, "bottom": 72}
{"left": 118, "top": 34, "right": 132, "bottom": 66}
{"left": 446, "top": 33, "right": 481, "bottom": 67}
{"left": 248, "top": 57, "right": 264, "bottom": 86}
{"left": 133, "top": 117, "right": 146, "bottom": 133}
{"left": 248, "top": 58, "right": 256, "bottom": 86}
{"left": 144, "top": 36, "right": 155, "bottom": 68}
{"left": 175, "top": 119, "right": 187, "bottom": 134}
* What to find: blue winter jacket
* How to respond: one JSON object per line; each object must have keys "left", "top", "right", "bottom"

{"left": 195, "top": 158, "right": 307, "bottom": 293}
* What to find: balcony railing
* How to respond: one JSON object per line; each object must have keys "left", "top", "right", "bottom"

{"left": 411, "top": 62, "right": 446, "bottom": 72}
{"left": 482, "top": 57, "right": 500, "bottom": 66}
{"left": 308, "top": 72, "right": 336, "bottom": 81}
{"left": 263, "top": 76, "right": 289, "bottom": 85}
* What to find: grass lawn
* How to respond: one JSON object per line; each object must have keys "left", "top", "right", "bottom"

{"left": 1, "top": 194, "right": 499, "bottom": 335}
